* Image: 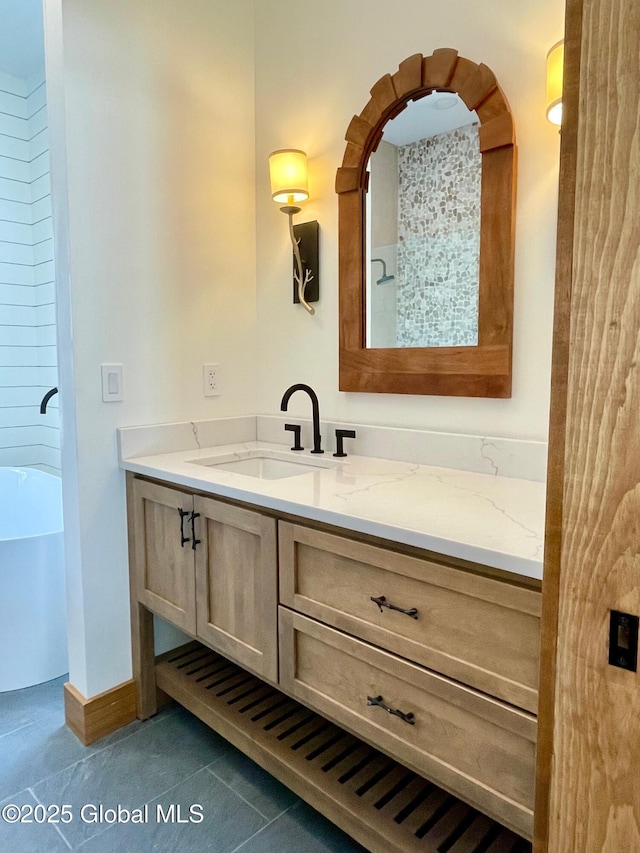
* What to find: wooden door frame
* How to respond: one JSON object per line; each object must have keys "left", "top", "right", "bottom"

{"left": 533, "top": 0, "right": 583, "bottom": 847}
{"left": 536, "top": 0, "right": 640, "bottom": 848}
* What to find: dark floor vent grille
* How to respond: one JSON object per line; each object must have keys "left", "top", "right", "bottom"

{"left": 156, "top": 642, "right": 532, "bottom": 853}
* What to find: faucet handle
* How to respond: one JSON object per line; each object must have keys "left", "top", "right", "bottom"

{"left": 284, "top": 423, "right": 304, "bottom": 451}
{"left": 333, "top": 428, "right": 356, "bottom": 458}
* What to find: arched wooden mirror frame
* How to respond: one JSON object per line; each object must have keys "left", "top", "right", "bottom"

{"left": 336, "top": 49, "right": 516, "bottom": 397}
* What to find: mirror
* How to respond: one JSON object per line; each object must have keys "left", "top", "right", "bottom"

{"left": 366, "top": 93, "right": 480, "bottom": 349}
{"left": 336, "top": 49, "right": 516, "bottom": 397}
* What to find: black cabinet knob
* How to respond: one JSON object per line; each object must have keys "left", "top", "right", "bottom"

{"left": 333, "top": 428, "right": 356, "bottom": 458}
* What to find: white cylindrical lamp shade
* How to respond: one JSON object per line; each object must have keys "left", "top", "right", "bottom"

{"left": 269, "top": 149, "right": 309, "bottom": 204}
{"left": 546, "top": 40, "right": 564, "bottom": 126}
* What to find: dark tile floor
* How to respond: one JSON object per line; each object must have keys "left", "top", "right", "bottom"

{"left": 0, "top": 676, "right": 367, "bottom": 852}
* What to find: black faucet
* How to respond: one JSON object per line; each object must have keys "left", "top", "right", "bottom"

{"left": 280, "top": 384, "right": 324, "bottom": 454}
{"left": 40, "top": 387, "right": 58, "bottom": 414}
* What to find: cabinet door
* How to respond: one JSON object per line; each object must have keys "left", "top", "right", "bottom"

{"left": 194, "top": 496, "right": 278, "bottom": 683}
{"left": 131, "top": 479, "right": 196, "bottom": 634}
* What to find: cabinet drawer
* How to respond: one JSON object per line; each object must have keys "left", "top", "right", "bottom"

{"left": 279, "top": 523, "right": 541, "bottom": 712}
{"left": 279, "top": 608, "right": 535, "bottom": 840}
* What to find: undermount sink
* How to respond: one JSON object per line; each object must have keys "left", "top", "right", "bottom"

{"left": 187, "top": 450, "right": 336, "bottom": 480}
{"left": 208, "top": 456, "right": 324, "bottom": 480}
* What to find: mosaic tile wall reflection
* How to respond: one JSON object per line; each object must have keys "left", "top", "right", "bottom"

{"left": 397, "top": 124, "right": 481, "bottom": 347}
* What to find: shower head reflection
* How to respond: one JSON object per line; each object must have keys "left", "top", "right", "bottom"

{"left": 371, "top": 258, "right": 395, "bottom": 285}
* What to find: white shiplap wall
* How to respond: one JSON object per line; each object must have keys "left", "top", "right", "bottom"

{"left": 0, "top": 70, "right": 59, "bottom": 474}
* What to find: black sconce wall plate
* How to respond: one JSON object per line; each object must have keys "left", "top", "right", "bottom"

{"left": 292, "top": 220, "right": 319, "bottom": 305}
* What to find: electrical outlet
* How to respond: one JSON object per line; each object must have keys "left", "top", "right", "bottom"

{"left": 203, "top": 363, "right": 222, "bottom": 397}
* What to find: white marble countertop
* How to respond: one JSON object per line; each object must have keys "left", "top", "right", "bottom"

{"left": 119, "top": 437, "right": 545, "bottom": 580}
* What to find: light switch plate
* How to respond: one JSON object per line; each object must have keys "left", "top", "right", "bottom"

{"left": 101, "top": 364, "right": 123, "bottom": 402}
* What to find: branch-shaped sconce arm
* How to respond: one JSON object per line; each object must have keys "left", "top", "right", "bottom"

{"left": 286, "top": 208, "right": 315, "bottom": 315}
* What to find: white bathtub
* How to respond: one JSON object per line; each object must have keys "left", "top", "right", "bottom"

{"left": 0, "top": 467, "right": 68, "bottom": 691}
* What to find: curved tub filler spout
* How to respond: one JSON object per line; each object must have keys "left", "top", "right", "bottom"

{"left": 40, "top": 387, "right": 59, "bottom": 414}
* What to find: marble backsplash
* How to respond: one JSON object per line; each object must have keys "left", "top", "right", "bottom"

{"left": 119, "top": 415, "right": 547, "bottom": 483}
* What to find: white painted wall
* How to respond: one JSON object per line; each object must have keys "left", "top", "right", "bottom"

{"left": 43, "top": 0, "right": 564, "bottom": 699}
{"left": 0, "top": 69, "right": 58, "bottom": 473}
{"left": 254, "top": 0, "right": 564, "bottom": 442}
{"left": 45, "top": 0, "right": 257, "bottom": 697}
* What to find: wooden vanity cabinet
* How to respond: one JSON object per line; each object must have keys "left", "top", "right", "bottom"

{"left": 127, "top": 473, "right": 540, "bottom": 847}
{"left": 130, "top": 477, "right": 278, "bottom": 682}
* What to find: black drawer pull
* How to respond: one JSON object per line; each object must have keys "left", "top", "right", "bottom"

{"left": 367, "top": 694, "right": 415, "bottom": 725}
{"left": 370, "top": 595, "right": 418, "bottom": 619}
{"left": 190, "top": 512, "right": 201, "bottom": 551}
{"left": 178, "top": 508, "right": 190, "bottom": 547}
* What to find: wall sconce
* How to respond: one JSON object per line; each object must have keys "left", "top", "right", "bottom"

{"left": 269, "top": 149, "right": 319, "bottom": 315}
{"left": 546, "top": 39, "right": 564, "bottom": 126}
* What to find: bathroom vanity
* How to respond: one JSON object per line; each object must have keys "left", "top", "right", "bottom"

{"left": 120, "top": 417, "right": 544, "bottom": 852}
